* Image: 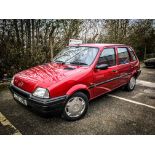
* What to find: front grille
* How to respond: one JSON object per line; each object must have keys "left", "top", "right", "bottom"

{"left": 11, "top": 85, "right": 30, "bottom": 98}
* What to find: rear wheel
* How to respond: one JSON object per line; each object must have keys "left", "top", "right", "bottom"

{"left": 125, "top": 76, "right": 136, "bottom": 91}
{"left": 62, "top": 92, "right": 89, "bottom": 121}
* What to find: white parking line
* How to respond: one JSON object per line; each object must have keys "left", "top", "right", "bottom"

{"left": 108, "top": 94, "right": 155, "bottom": 110}
{"left": 137, "top": 80, "right": 155, "bottom": 88}
{"left": 0, "top": 112, "right": 22, "bottom": 135}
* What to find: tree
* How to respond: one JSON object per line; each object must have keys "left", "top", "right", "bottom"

{"left": 0, "top": 19, "right": 155, "bottom": 79}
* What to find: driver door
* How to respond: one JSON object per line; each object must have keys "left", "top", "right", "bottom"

{"left": 93, "top": 47, "right": 120, "bottom": 97}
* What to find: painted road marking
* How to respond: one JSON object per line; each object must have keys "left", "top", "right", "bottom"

{"left": 108, "top": 94, "right": 155, "bottom": 110}
{"left": 137, "top": 80, "right": 155, "bottom": 88}
{"left": 0, "top": 112, "right": 22, "bottom": 135}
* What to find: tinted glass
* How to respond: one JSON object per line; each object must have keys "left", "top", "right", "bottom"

{"left": 53, "top": 46, "right": 98, "bottom": 66}
{"left": 97, "top": 48, "right": 116, "bottom": 66}
{"left": 117, "top": 47, "right": 130, "bottom": 64}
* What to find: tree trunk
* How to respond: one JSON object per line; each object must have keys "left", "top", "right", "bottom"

{"left": 13, "top": 19, "right": 21, "bottom": 46}
{"left": 2, "top": 19, "right": 6, "bottom": 40}
{"left": 20, "top": 20, "right": 24, "bottom": 51}
{"left": 31, "top": 19, "right": 35, "bottom": 51}
{"left": 36, "top": 19, "right": 40, "bottom": 51}
{"left": 49, "top": 25, "right": 56, "bottom": 60}
{"left": 27, "top": 20, "right": 31, "bottom": 50}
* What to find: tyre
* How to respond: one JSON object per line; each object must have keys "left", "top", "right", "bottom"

{"left": 125, "top": 76, "right": 136, "bottom": 91}
{"left": 62, "top": 92, "right": 89, "bottom": 121}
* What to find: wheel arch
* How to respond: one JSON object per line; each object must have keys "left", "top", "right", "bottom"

{"left": 66, "top": 84, "right": 90, "bottom": 100}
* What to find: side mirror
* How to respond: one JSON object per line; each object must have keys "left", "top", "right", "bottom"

{"left": 96, "top": 64, "right": 108, "bottom": 70}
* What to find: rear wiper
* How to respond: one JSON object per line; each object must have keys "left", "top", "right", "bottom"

{"left": 70, "top": 62, "right": 88, "bottom": 66}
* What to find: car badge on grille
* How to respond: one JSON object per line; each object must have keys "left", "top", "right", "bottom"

{"left": 18, "top": 81, "right": 24, "bottom": 87}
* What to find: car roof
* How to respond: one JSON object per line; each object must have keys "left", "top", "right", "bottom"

{"left": 69, "top": 43, "right": 127, "bottom": 48}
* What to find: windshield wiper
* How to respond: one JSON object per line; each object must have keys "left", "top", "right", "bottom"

{"left": 54, "top": 60, "right": 65, "bottom": 64}
{"left": 70, "top": 62, "right": 88, "bottom": 66}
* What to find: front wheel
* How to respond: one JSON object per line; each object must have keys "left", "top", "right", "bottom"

{"left": 125, "top": 76, "right": 136, "bottom": 91}
{"left": 62, "top": 92, "right": 89, "bottom": 121}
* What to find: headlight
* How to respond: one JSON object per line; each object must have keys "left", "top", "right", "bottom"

{"left": 11, "top": 76, "right": 15, "bottom": 85}
{"left": 33, "top": 88, "right": 49, "bottom": 99}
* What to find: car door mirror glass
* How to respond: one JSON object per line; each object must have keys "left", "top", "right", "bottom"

{"left": 96, "top": 64, "right": 108, "bottom": 70}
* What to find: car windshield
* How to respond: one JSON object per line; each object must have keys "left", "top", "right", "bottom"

{"left": 53, "top": 46, "right": 99, "bottom": 66}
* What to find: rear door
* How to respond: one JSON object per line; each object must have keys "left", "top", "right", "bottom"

{"left": 116, "top": 47, "right": 131, "bottom": 85}
{"left": 93, "top": 47, "right": 120, "bottom": 97}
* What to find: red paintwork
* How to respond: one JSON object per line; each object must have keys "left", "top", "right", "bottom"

{"left": 13, "top": 44, "right": 140, "bottom": 100}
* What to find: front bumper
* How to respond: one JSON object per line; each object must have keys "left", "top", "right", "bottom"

{"left": 9, "top": 85, "right": 67, "bottom": 113}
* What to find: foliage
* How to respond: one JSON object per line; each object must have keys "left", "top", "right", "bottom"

{"left": 0, "top": 19, "right": 82, "bottom": 78}
{"left": 0, "top": 19, "right": 155, "bottom": 79}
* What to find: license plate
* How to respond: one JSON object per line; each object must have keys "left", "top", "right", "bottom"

{"left": 14, "top": 93, "right": 27, "bottom": 106}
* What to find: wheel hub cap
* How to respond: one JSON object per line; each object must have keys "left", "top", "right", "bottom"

{"left": 65, "top": 97, "right": 86, "bottom": 118}
{"left": 129, "top": 77, "right": 136, "bottom": 89}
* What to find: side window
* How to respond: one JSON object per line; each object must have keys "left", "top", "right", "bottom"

{"left": 97, "top": 48, "right": 116, "bottom": 66}
{"left": 117, "top": 47, "right": 130, "bottom": 64}
{"left": 128, "top": 47, "right": 137, "bottom": 61}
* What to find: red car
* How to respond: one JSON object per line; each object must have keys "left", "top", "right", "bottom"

{"left": 10, "top": 44, "right": 141, "bottom": 121}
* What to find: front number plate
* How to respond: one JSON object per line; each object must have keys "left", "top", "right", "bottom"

{"left": 14, "top": 93, "right": 27, "bottom": 106}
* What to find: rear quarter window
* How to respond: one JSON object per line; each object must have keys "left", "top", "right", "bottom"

{"left": 128, "top": 47, "right": 137, "bottom": 61}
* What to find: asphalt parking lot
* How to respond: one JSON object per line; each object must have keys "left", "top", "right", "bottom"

{"left": 0, "top": 64, "right": 155, "bottom": 135}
